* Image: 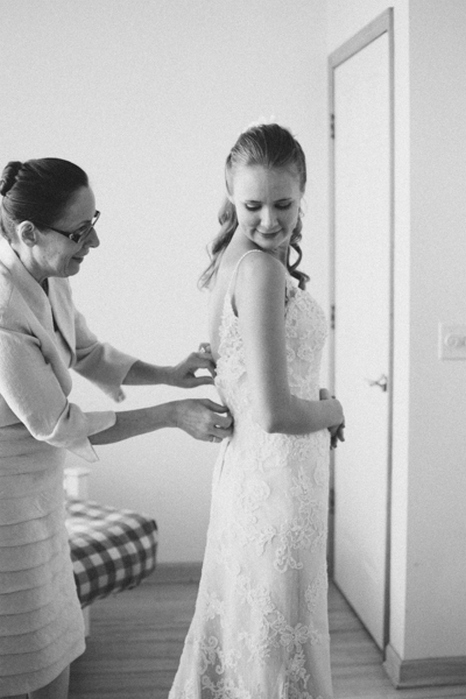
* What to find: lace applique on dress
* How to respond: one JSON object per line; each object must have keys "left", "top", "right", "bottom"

{"left": 169, "top": 255, "right": 333, "bottom": 699}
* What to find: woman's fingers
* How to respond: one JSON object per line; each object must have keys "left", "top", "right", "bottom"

{"left": 175, "top": 399, "right": 233, "bottom": 441}
{"left": 189, "top": 374, "right": 215, "bottom": 386}
{"left": 202, "top": 399, "right": 233, "bottom": 438}
{"left": 201, "top": 399, "right": 232, "bottom": 418}
{"left": 183, "top": 352, "right": 216, "bottom": 375}
{"left": 186, "top": 351, "right": 217, "bottom": 380}
{"left": 192, "top": 351, "right": 216, "bottom": 369}
{"left": 171, "top": 350, "right": 217, "bottom": 387}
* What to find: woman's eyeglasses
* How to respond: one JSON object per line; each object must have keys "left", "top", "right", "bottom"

{"left": 34, "top": 210, "right": 100, "bottom": 243}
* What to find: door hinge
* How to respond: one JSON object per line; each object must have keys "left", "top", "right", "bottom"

{"left": 330, "top": 304, "right": 336, "bottom": 330}
{"left": 330, "top": 113, "right": 335, "bottom": 140}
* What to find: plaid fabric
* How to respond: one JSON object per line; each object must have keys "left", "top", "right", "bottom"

{"left": 65, "top": 497, "right": 158, "bottom": 608}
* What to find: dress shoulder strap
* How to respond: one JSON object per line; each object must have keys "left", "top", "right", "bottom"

{"left": 227, "top": 249, "right": 266, "bottom": 297}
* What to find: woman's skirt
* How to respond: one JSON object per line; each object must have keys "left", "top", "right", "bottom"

{"left": 0, "top": 424, "right": 85, "bottom": 697}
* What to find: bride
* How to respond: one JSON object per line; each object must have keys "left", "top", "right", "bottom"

{"left": 169, "top": 123, "right": 345, "bottom": 699}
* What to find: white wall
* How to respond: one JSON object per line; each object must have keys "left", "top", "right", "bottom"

{"left": 407, "top": 0, "right": 466, "bottom": 659}
{"left": 0, "top": 0, "right": 328, "bottom": 563}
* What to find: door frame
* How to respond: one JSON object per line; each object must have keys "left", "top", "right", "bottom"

{"left": 328, "top": 8, "right": 395, "bottom": 650}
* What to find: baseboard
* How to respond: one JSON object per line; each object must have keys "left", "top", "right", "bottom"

{"left": 147, "top": 561, "right": 202, "bottom": 585}
{"left": 384, "top": 643, "right": 466, "bottom": 688}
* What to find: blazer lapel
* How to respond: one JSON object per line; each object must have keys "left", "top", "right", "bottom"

{"left": 47, "top": 278, "right": 76, "bottom": 358}
{"left": 0, "top": 237, "right": 55, "bottom": 335}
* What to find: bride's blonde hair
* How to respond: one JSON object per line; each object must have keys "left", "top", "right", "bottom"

{"left": 199, "top": 123, "right": 310, "bottom": 290}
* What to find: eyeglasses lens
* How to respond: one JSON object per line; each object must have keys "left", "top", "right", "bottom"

{"left": 71, "top": 211, "right": 100, "bottom": 243}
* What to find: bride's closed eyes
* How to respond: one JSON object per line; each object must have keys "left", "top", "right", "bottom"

{"left": 244, "top": 201, "right": 293, "bottom": 212}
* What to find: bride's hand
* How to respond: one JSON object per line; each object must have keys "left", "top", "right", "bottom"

{"left": 329, "top": 422, "right": 345, "bottom": 449}
{"left": 319, "top": 388, "right": 345, "bottom": 449}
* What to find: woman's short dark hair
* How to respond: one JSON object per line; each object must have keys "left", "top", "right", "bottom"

{"left": 0, "top": 158, "right": 89, "bottom": 239}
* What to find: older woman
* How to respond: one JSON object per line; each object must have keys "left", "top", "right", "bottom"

{"left": 0, "top": 158, "right": 232, "bottom": 699}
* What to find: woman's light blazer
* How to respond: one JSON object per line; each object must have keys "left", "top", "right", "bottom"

{"left": 0, "top": 237, "right": 136, "bottom": 461}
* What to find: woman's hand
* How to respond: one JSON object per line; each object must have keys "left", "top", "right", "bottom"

{"left": 172, "top": 398, "right": 233, "bottom": 442}
{"left": 168, "top": 346, "right": 216, "bottom": 388}
{"left": 319, "top": 388, "right": 345, "bottom": 449}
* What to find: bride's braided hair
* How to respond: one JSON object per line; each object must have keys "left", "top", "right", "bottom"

{"left": 200, "top": 123, "right": 309, "bottom": 290}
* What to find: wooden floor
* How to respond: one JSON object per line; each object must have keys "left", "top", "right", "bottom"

{"left": 69, "top": 566, "right": 466, "bottom": 699}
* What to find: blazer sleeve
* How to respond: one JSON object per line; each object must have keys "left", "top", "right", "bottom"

{"left": 71, "top": 306, "right": 137, "bottom": 402}
{"left": 0, "top": 324, "right": 115, "bottom": 463}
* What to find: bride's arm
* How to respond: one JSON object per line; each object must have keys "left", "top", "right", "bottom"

{"left": 235, "top": 252, "right": 343, "bottom": 435}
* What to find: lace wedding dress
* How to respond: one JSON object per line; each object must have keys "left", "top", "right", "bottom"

{"left": 169, "top": 252, "right": 333, "bottom": 699}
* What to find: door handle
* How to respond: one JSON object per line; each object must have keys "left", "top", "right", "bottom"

{"left": 366, "top": 374, "right": 388, "bottom": 392}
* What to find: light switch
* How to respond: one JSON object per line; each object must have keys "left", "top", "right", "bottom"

{"left": 438, "top": 324, "right": 466, "bottom": 360}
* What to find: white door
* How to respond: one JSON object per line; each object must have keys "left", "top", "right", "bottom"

{"left": 331, "top": 18, "right": 393, "bottom": 650}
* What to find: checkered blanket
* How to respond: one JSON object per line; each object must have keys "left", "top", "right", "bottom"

{"left": 65, "top": 497, "right": 158, "bottom": 608}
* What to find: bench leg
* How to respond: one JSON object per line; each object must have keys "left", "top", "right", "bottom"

{"left": 82, "top": 606, "right": 91, "bottom": 637}
{"left": 64, "top": 466, "right": 91, "bottom": 499}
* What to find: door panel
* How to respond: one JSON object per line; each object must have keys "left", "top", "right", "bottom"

{"left": 332, "top": 26, "right": 392, "bottom": 649}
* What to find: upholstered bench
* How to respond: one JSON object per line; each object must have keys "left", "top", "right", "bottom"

{"left": 64, "top": 467, "right": 158, "bottom": 634}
